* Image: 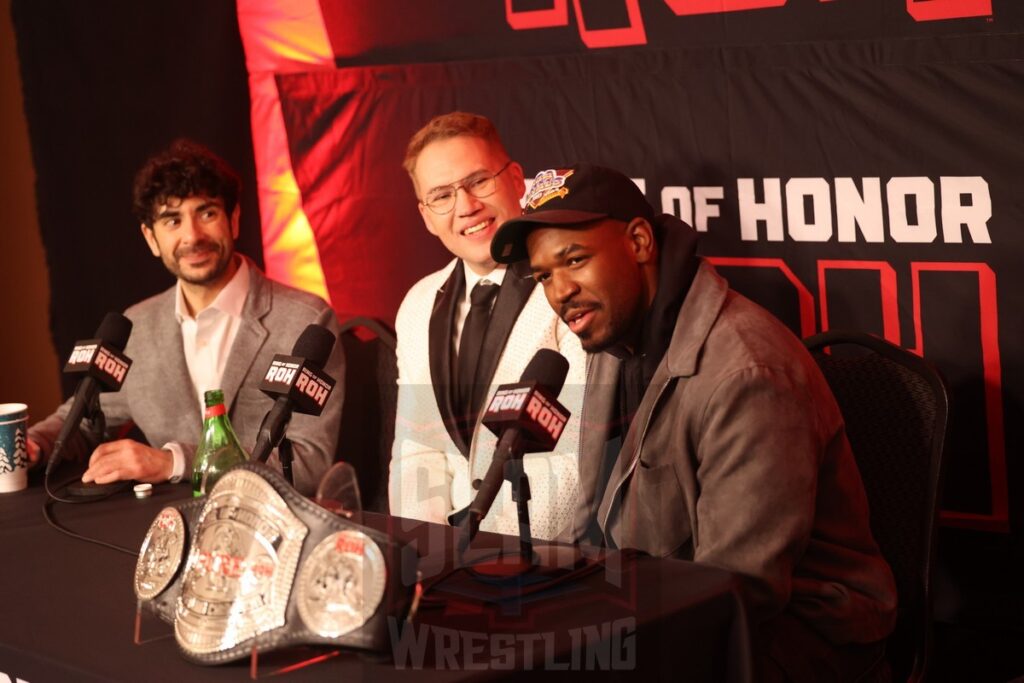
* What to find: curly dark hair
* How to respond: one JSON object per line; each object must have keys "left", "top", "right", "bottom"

{"left": 132, "top": 139, "right": 241, "bottom": 226}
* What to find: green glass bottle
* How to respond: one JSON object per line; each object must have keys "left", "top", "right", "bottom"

{"left": 192, "top": 389, "right": 249, "bottom": 497}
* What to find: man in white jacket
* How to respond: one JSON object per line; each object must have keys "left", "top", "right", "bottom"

{"left": 388, "top": 112, "right": 585, "bottom": 540}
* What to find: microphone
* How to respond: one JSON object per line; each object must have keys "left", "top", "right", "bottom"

{"left": 251, "top": 323, "right": 337, "bottom": 466}
{"left": 460, "top": 349, "right": 571, "bottom": 549}
{"left": 46, "top": 312, "right": 133, "bottom": 476}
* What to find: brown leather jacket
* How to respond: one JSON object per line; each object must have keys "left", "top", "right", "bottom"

{"left": 574, "top": 260, "right": 897, "bottom": 645}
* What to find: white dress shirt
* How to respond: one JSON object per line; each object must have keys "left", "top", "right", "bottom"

{"left": 163, "top": 257, "right": 250, "bottom": 481}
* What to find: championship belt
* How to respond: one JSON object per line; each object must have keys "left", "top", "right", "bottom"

{"left": 133, "top": 462, "right": 418, "bottom": 665}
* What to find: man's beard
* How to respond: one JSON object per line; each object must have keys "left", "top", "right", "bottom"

{"left": 565, "top": 300, "right": 645, "bottom": 355}
{"left": 166, "top": 240, "right": 233, "bottom": 285}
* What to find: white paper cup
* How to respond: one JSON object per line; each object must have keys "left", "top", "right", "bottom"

{"left": 0, "top": 403, "right": 29, "bottom": 493}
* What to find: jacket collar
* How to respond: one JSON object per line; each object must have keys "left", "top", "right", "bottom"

{"left": 149, "top": 287, "right": 200, "bottom": 430}
{"left": 658, "top": 260, "right": 729, "bottom": 379}
{"left": 429, "top": 259, "right": 468, "bottom": 455}
{"left": 589, "top": 261, "right": 729, "bottom": 542}
{"left": 219, "top": 255, "right": 271, "bottom": 411}
{"left": 152, "top": 254, "right": 270, "bottom": 416}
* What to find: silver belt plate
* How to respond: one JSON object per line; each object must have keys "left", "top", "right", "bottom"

{"left": 174, "top": 469, "right": 308, "bottom": 655}
{"left": 296, "top": 529, "right": 388, "bottom": 638}
{"left": 134, "top": 506, "right": 187, "bottom": 601}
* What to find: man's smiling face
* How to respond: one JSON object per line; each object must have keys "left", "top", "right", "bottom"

{"left": 413, "top": 135, "right": 525, "bottom": 275}
{"left": 142, "top": 195, "right": 238, "bottom": 287}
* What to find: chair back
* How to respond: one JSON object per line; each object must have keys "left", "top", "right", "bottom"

{"left": 804, "top": 331, "right": 949, "bottom": 683}
{"left": 336, "top": 316, "right": 397, "bottom": 514}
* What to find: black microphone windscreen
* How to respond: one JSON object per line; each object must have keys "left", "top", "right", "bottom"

{"left": 519, "top": 348, "right": 569, "bottom": 393}
{"left": 291, "top": 324, "right": 335, "bottom": 369}
{"left": 95, "top": 312, "right": 133, "bottom": 351}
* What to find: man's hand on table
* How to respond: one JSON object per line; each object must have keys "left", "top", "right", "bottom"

{"left": 82, "top": 439, "right": 174, "bottom": 484}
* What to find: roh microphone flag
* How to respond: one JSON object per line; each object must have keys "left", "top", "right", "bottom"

{"left": 62, "top": 311, "right": 133, "bottom": 391}
{"left": 47, "top": 312, "right": 133, "bottom": 475}
{"left": 461, "top": 348, "right": 571, "bottom": 547}
{"left": 63, "top": 340, "right": 131, "bottom": 389}
{"left": 260, "top": 355, "right": 335, "bottom": 417}
{"left": 481, "top": 381, "right": 569, "bottom": 454}
{"left": 252, "top": 323, "right": 337, "bottom": 470}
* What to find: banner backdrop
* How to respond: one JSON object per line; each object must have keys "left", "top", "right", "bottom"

{"left": 238, "top": 0, "right": 1024, "bottom": 532}
{"left": 13, "top": 0, "right": 264, "bottom": 397}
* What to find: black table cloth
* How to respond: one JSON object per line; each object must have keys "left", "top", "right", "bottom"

{"left": 0, "top": 469, "right": 751, "bottom": 681}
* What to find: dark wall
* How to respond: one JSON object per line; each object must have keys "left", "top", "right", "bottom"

{"left": 0, "top": 0, "right": 60, "bottom": 421}
{"left": 11, "top": 0, "right": 262, "bottom": 398}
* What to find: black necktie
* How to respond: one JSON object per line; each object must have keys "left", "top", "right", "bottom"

{"left": 456, "top": 280, "right": 499, "bottom": 424}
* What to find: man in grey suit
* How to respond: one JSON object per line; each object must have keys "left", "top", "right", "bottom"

{"left": 28, "top": 139, "right": 344, "bottom": 495}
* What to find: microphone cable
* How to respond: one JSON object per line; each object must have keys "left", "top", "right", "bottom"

{"left": 41, "top": 491, "right": 139, "bottom": 557}
{"left": 42, "top": 451, "right": 138, "bottom": 556}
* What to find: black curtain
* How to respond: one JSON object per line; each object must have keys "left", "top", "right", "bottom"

{"left": 12, "top": 0, "right": 262, "bottom": 396}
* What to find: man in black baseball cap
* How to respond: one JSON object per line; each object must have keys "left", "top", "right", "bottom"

{"left": 492, "top": 163, "right": 671, "bottom": 356}
{"left": 493, "top": 163, "right": 896, "bottom": 680}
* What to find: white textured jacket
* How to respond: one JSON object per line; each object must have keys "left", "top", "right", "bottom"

{"left": 389, "top": 258, "right": 586, "bottom": 540}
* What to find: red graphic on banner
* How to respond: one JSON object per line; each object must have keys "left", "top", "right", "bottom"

{"left": 705, "top": 257, "right": 817, "bottom": 338}
{"left": 906, "top": 0, "right": 992, "bottom": 21}
{"left": 506, "top": 0, "right": 995, "bottom": 42}
{"left": 505, "top": 0, "right": 569, "bottom": 29}
{"left": 664, "top": 0, "right": 787, "bottom": 16}
{"left": 573, "top": 0, "right": 647, "bottom": 48}
{"left": 708, "top": 257, "right": 1007, "bottom": 531}
{"left": 911, "top": 263, "right": 1006, "bottom": 531}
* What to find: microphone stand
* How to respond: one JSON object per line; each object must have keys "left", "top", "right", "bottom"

{"left": 278, "top": 436, "right": 294, "bottom": 488}
{"left": 61, "top": 398, "right": 129, "bottom": 499}
{"left": 459, "top": 455, "right": 588, "bottom": 581}
{"left": 254, "top": 410, "right": 295, "bottom": 488}
{"left": 459, "top": 454, "right": 537, "bottom": 577}
{"left": 84, "top": 394, "right": 106, "bottom": 446}
{"left": 506, "top": 456, "right": 534, "bottom": 562}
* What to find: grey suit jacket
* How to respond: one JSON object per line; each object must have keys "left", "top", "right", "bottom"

{"left": 30, "top": 259, "right": 345, "bottom": 495}
{"left": 578, "top": 261, "right": 896, "bottom": 645}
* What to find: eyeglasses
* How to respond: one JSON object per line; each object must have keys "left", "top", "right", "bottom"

{"left": 420, "top": 160, "right": 513, "bottom": 215}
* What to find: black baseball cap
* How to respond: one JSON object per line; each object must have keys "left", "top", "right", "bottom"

{"left": 491, "top": 162, "right": 655, "bottom": 264}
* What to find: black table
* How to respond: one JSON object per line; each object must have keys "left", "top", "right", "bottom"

{"left": 0, "top": 470, "right": 752, "bottom": 681}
